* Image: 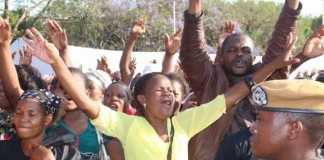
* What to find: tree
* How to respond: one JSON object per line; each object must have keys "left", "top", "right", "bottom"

{"left": 18, "top": 0, "right": 319, "bottom": 53}
{"left": 0, "top": 0, "right": 53, "bottom": 40}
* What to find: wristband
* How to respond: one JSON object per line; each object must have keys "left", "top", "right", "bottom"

{"left": 244, "top": 75, "right": 256, "bottom": 90}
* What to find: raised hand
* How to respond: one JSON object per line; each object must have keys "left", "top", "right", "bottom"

{"left": 302, "top": 25, "right": 324, "bottom": 58}
{"left": 272, "top": 32, "right": 300, "bottom": 68}
{"left": 24, "top": 28, "right": 60, "bottom": 64}
{"left": 287, "top": 0, "right": 300, "bottom": 10}
{"left": 97, "top": 56, "right": 113, "bottom": 76}
{"left": 165, "top": 28, "right": 182, "bottom": 56}
{"left": 218, "top": 21, "right": 240, "bottom": 47}
{"left": 0, "top": 17, "right": 12, "bottom": 44}
{"left": 131, "top": 18, "right": 145, "bottom": 37}
{"left": 46, "top": 19, "right": 68, "bottom": 51}
{"left": 188, "top": 0, "right": 202, "bottom": 14}
{"left": 19, "top": 46, "right": 33, "bottom": 65}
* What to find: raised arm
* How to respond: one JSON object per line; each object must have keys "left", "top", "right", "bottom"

{"left": 293, "top": 25, "right": 324, "bottom": 70}
{"left": 97, "top": 56, "right": 114, "bottom": 79}
{"left": 120, "top": 19, "right": 145, "bottom": 85}
{"left": 176, "top": 39, "right": 299, "bottom": 138}
{"left": 262, "top": 0, "right": 301, "bottom": 78}
{"left": 162, "top": 28, "right": 182, "bottom": 74}
{"left": 180, "top": 0, "right": 215, "bottom": 99}
{"left": 18, "top": 47, "right": 33, "bottom": 66}
{"left": 0, "top": 18, "right": 24, "bottom": 109}
{"left": 46, "top": 20, "right": 72, "bottom": 66}
{"left": 25, "top": 28, "right": 99, "bottom": 118}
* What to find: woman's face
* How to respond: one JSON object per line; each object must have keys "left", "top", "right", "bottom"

{"left": 104, "top": 84, "right": 127, "bottom": 112}
{"left": 53, "top": 73, "right": 87, "bottom": 111}
{"left": 143, "top": 76, "right": 175, "bottom": 120}
{"left": 0, "top": 80, "right": 10, "bottom": 109}
{"left": 13, "top": 99, "right": 51, "bottom": 139}
{"left": 171, "top": 80, "right": 184, "bottom": 111}
{"left": 88, "top": 82, "right": 104, "bottom": 102}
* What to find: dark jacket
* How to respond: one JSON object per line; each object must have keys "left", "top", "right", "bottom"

{"left": 44, "top": 126, "right": 81, "bottom": 160}
{"left": 0, "top": 130, "right": 81, "bottom": 160}
{"left": 216, "top": 128, "right": 252, "bottom": 160}
{"left": 179, "top": 1, "right": 302, "bottom": 160}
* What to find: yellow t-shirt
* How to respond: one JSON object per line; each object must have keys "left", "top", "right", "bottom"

{"left": 91, "top": 95, "right": 226, "bottom": 160}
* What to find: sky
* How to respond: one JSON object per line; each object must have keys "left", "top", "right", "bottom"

{"left": 259, "top": 0, "right": 323, "bottom": 17}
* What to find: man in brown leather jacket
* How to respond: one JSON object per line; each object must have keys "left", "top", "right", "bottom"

{"left": 180, "top": 0, "right": 302, "bottom": 160}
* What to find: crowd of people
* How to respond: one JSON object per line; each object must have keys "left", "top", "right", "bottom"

{"left": 0, "top": 0, "right": 323, "bottom": 160}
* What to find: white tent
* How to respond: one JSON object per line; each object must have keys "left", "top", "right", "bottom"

{"left": 10, "top": 38, "right": 217, "bottom": 76}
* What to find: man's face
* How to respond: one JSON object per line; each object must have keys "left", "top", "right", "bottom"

{"left": 221, "top": 36, "right": 254, "bottom": 76}
{"left": 250, "top": 111, "right": 290, "bottom": 159}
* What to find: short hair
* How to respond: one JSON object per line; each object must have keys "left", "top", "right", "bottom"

{"left": 221, "top": 33, "right": 255, "bottom": 55}
{"left": 275, "top": 112, "right": 324, "bottom": 147}
{"left": 15, "top": 64, "right": 46, "bottom": 90}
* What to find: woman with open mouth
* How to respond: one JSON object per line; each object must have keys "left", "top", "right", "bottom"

{"left": 24, "top": 22, "right": 299, "bottom": 159}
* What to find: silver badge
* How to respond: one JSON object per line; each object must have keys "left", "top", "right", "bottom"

{"left": 251, "top": 86, "right": 268, "bottom": 106}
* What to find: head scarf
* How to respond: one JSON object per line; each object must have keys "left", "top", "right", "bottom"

{"left": 18, "top": 89, "right": 61, "bottom": 115}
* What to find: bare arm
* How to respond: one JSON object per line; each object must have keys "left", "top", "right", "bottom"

{"left": 59, "top": 47, "right": 72, "bottom": 66}
{"left": 46, "top": 20, "right": 72, "bottom": 66}
{"left": 26, "top": 28, "right": 99, "bottom": 119}
{"left": 120, "top": 19, "right": 145, "bottom": 85}
{"left": 188, "top": 0, "right": 202, "bottom": 15}
{"left": 51, "top": 56, "right": 99, "bottom": 118}
{"left": 287, "top": 0, "right": 300, "bottom": 10}
{"left": 106, "top": 139, "right": 125, "bottom": 160}
{"left": 292, "top": 25, "right": 324, "bottom": 70}
{"left": 162, "top": 29, "right": 182, "bottom": 74}
{"left": 120, "top": 35, "right": 138, "bottom": 85}
{"left": 162, "top": 53, "right": 177, "bottom": 74}
{"left": 0, "top": 18, "right": 23, "bottom": 109}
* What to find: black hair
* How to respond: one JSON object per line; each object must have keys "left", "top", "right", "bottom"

{"left": 105, "top": 81, "right": 132, "bottom": 112}
{"left": 132, "top": 72, "right": 169, "bottom": 115}
{"left": 221, "top": 33, "right": 254, "bottom": 55}
{"left": 166, "top": 73, "right": 189, "bottom": 99}
{"left": 276, "top": 112, "right": 324, "bottom": 148}
{"left": 316, "top": 71, "right": 324, "bottom": 83}
{"left": 15, "top": 65, "right": 46, "bottom": 90}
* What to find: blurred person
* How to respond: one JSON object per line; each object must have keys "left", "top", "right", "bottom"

{"left": 49, "top": 68, "right": 109, "bottom": 160}
{"left": 103, "top": 81, "right": 135, "bottom": 160}
{"left": 120, "top": 19, "right": 144, "bottom": 85}
{"left": 28, "top": 23, "right": 299, "bottom": 160}
{"left": 249, "top": 80, "right": 324, "bottom": 160}
{"left": 166, "top": 73, "right": 189, "bottom": 114}
{"left": 180, "top": 0, "right": 303, "bottom": 159}
{"left": 0, "top": 89, "right": 81, "bottom": 160}
{"left": 86, "top": 69, "right": 112, "bottom": 103}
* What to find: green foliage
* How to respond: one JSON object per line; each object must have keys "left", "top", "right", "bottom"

{"left": 4, "top": 0, "right": 320, "bottom": 53}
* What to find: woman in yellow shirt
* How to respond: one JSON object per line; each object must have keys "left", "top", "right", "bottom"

{"left": 21, "top": 26, "right": 298, "bottom": 160}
